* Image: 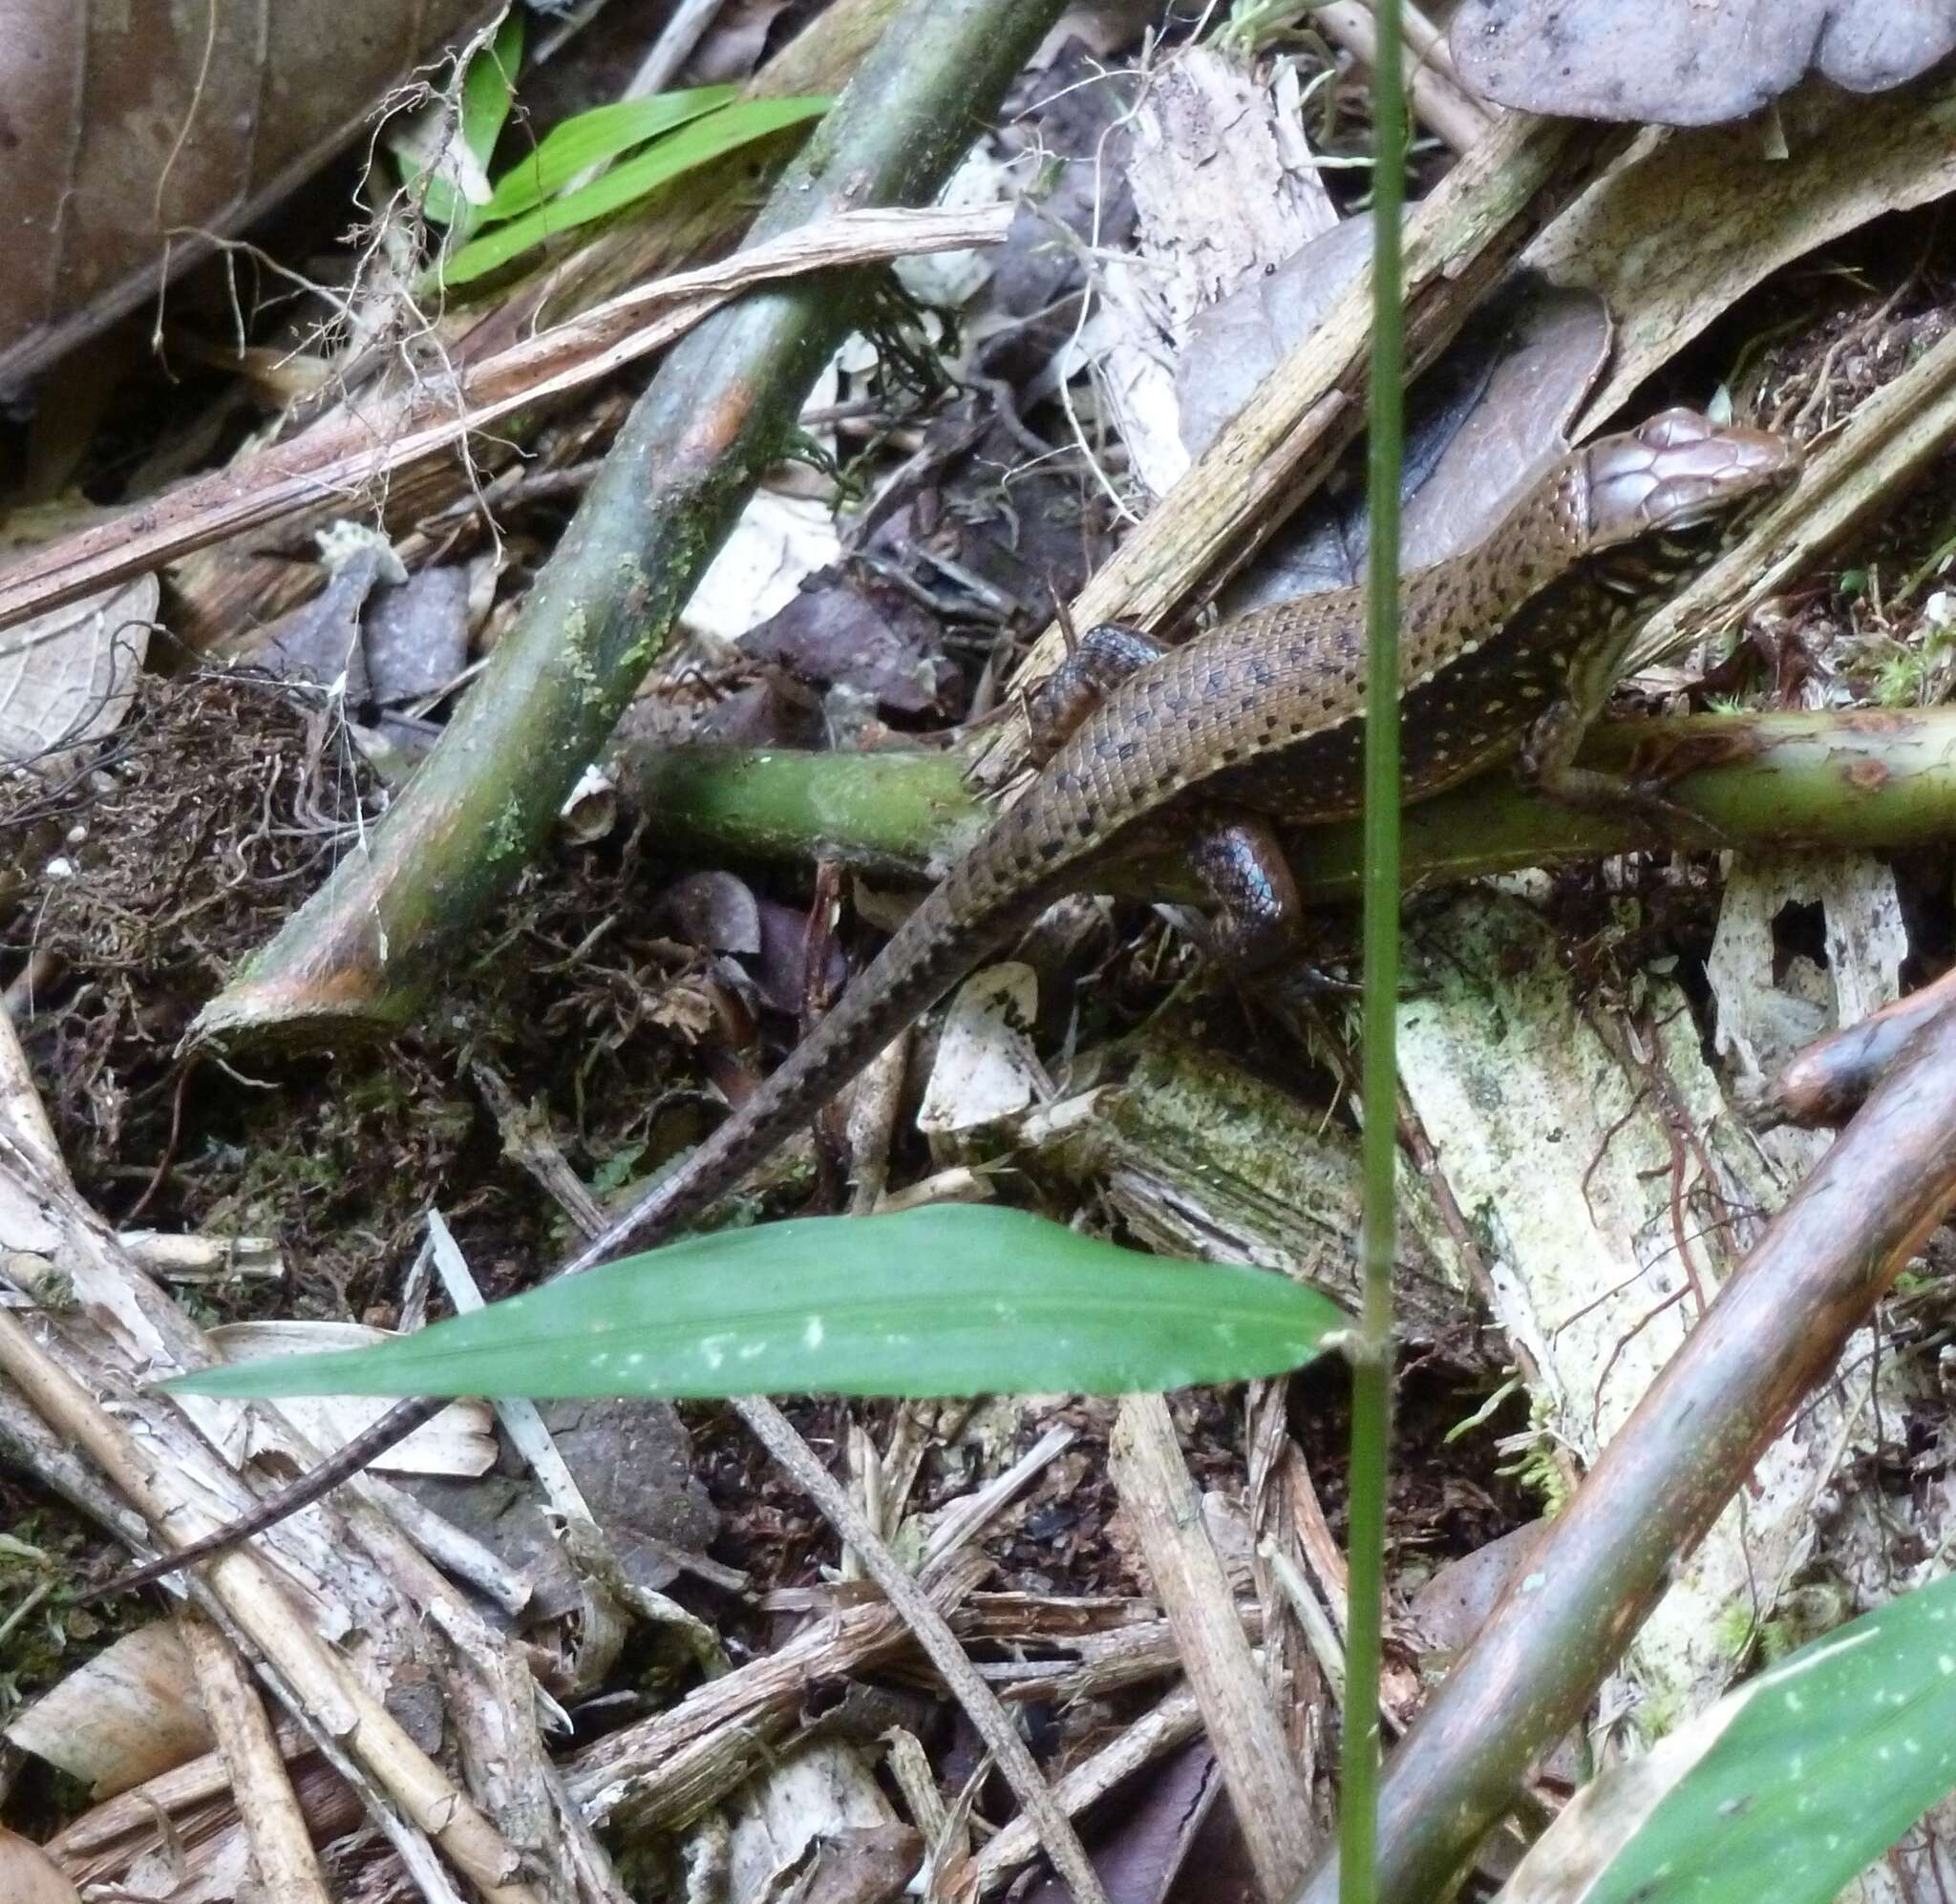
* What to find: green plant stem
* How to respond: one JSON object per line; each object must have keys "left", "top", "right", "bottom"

{"left": 1342, "top": 5, "right": 1407, "bottom": 1899}
{"left": 619, "top": 709, "right": 1956, "bottom": 899}
{"left": 188, "top": 0, "right": 1068, "bottom": 1052}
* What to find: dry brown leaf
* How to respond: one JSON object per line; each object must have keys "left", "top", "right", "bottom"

{"left": 0, "top": 1830, "right": 82, "bottom": 1904}
{"left": 1452, "top": 0, "right": 1956, "bottom": 125}
{"left": 0, "top": 0, "right": 500, "bottom": 388}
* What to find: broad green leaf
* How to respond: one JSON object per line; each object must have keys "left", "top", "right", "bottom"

{"left": 163, "top": 1207, "right": 1345, "bottom": 1403}
{"left": 1499, "top": 1570, "right": 1956, "bottom": 1903}
{"left": 477, "top": 86, "right": 740, "bottom": 225}
{"left": 417, "top": 10, "right": 525, "bottom": 231}
{"left": 437, "top": 95, "right": 831, "bottom": 288}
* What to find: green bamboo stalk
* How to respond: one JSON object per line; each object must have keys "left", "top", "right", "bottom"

{"left": 1342, "top": 3, "right": 1408, "bottom": 1896}
{"left": 620, "top": 709, "right": 1956, "bottom": 899}
{"left": 189, "top": 0, "right": 1068, "bottom": 1052}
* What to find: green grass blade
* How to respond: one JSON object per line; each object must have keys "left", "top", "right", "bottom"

{"left": 477, "top": 85, "right": 741, "bottom": 224}
{"left": 1340, "top": 0, "right": 1409, "bottom": 1899}
{"left": 416, "top": 10, "right": 525, "bottom": 231}
{"left": 437, "top": 95, "right": 831, "bottom": 288}
{"left": 461, "top": 11, "right": 525, "bottom": 171}
{"left": 1500, "top": 1571, "right": 1956, "bottom": 1902}
{"left": 162, "top": 1208, "right": 1345, "bottom": 1403}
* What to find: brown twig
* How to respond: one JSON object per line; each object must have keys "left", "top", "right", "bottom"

{"left": 1111, "top": 1392, "right": 1315, "bottom": 1896}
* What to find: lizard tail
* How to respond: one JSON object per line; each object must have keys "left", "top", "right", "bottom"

{"left": 558, "top": 862, "right": 1053, "bottom": 1278}
{"left": 86, "top": 856, "right": 1049, "bottom": 1600}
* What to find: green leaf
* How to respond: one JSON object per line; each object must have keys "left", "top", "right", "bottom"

{"left": 162, "top": 1208, "right": 1346, "bottom": 1403}
{"left": 461, "top": 11, "right": 525, "bottom": 169}
{"left": 477, "top": 86, "right": 740, "bottom": 225}
{"left": 417, "top": 10, "right": 525, "bottom": 230}
{"left": 437, "top": 94, "right": 831, "bottom": 289}
{"left": 1499, "top": 1571, "right": 1956, "bottom": 1903}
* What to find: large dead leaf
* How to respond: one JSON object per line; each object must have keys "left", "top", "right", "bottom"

{"left": 1452, "top": 0, "right": 1956, "bottom": 125}
{"left": 0, "top": 1831, "right": 80, "bottom": 1904}
{"left": 0, "top": 573, "right": 157, "bottom": 771}
{"left": 0, "top": 0, "right": 500, "bottom": 388}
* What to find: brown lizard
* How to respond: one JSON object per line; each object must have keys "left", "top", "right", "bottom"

{"left": 96, "top": 408, "right": 1796, "bottom": 1598}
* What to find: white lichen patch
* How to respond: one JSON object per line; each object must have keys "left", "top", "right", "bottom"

{"left": 1393, "top": 889, "right": 1911, "bottom": 1741}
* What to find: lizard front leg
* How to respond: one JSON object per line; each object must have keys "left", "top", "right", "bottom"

{"left": 1024, "top": 624, "right": 1169, "bottom": 767}
{"left": 1519, "top": 643, "right": 1723, "bottom": 844}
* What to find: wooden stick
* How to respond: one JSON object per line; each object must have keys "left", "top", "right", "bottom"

{"left": 178, "top": 1612, "right": 334, "bottom": 1904}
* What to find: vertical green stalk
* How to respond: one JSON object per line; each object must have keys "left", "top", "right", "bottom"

{"left": 1339, "top": 3, "right": 1407, "bottom": 1901}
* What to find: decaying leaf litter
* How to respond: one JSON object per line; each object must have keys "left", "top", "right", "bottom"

{"left": 7, "top": 2, "right": 1956, "bottom": 1900}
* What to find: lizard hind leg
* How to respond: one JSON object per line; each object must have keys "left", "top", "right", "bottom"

{"left": 1188, "top": 812, "right": 1308, "bottom": 978}
{"left": 1023, "top": 623, "right": 1170, "bottom": 768}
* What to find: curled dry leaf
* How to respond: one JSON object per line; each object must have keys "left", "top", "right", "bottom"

{"left": 5, "top": 1623, "right": 208, "bottom": 1798}
{"left": 0, "top": 0, "right": 500, "bottom": 387}
{"left": 915, "top": 962, "right": 1049, "bottom": 1135}
{"left": 1452, "top": 0, "right": 1956, "bottom": 126}
{"left": 0, "top": 573, "right": 157, "bottom": 773}
{"left": 665, "top": 869, "right": 765, "bottom": 957}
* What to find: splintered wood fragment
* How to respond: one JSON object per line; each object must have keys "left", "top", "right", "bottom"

{"left": 0, "top": 205, "right": 1011, "bottom": 639}
{"left": 1246, "top": 1380, "right": 1327, "bottom": 1773}
{"left": 1110, "top": 1393, "right": 1315, "bottom": 1895}
{"left": 564, "top": 1549, "right": 988, "bottom": 1835}
{"left": 734, "top": 1395, "right": 1113, "bottom": 1904}
{"left": 1541, "top": 63, "right": 1956, "bottom": 438}
{"left": 177, "top": 1613, "right": 333, "bottom": 1904}
{"left": 41, "top": 1721, "right": 353, "bottom": 1886}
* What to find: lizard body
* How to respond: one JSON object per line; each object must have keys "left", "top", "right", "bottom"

{"left": 101, "top": 409, "right": 1796, "bottom": 1597}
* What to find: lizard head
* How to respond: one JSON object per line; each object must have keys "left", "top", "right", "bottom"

{"left": 1581, "top": 409, "right": 1798, "bottom": 561}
